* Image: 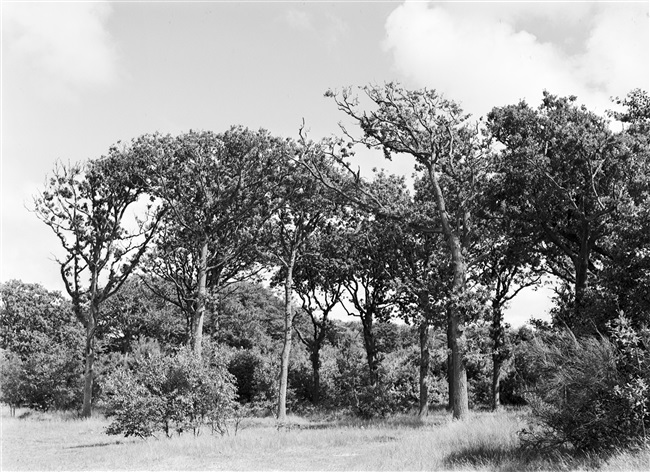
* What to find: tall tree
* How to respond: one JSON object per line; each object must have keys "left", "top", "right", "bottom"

{"left": 337, "top": 212, "right": 400, "bottom": 386}
{"left": 475, "top": 226, "right": 542, "bottom": 409}
{"left": 135, "top": 127, "right": 287, "bottom": 357}
{"left": 487, "top": 93, "right": 630, "bottom": 331}
{"left": 591, "top": 89, "right": 650, "bottom": 329}
{"left": 291, "top": 230, "right": 346, "bottom": 405}
{"left": 264, "top": 140, "right": 340, "bottom": 422}
{"left": 388, "top": 196, "right": 451, "bottom": 418}
{"left": 33, "top": 148, "right": 163, "bottom": 417}
{"left": 326, "top": 83, "right": 488, "bottom": 420}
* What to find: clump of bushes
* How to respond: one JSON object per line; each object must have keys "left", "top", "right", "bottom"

{"left": 103, "top": 339, "right": 236, "bottom": 438}
{"left": 0, "top": 281, "right": 85, "bottom": 413}
{"left": 0, "top": 337, "right": 84, "bottom": 413}
{"left": 226, "top": 347, "right": 280, "bottom": 415}
{"left": 521, "top": 315, "right": 649, "bottom": 453}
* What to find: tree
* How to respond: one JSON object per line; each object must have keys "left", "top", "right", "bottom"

{"left": 33, "top": 148, "right": 163, "bottom": 417}
{"left": 337, "top": 212, "right": 400, "bottom": 386}
{"left": 592, "top": 89, "right": 650, "bottom": 329}
{"left": 475, "top": 224, "right": 542, "bottom": 409}
{"left": 207, "top": 282, "right": 285, "bottom": 351}
{"left": 0, "top": 280, "right": 80, "bottom": 355}
{"left": 291, "top": 229, "right": 346, "bottom": 404}
{"left": 388, "top": 193, "right": 451, "bottom": 418}
{"left": 263, "top": 139, "right": 341, "bottom": 421}
{"left": 487, "top": 93, "right": 630, "bottom": 331}
{"left": 326, "top": 83, "right": 488, "bottom": 419}
{"left": 135, "top": 127, "right": 288, "bottom": 357}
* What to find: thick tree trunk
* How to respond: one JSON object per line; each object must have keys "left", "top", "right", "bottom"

{"left": 448, "top": 306, "right": 469, "bottom": 419}
{"left": 192, "top": 241, "right": 208, "bottom": 358}
{"left": 277, "top": 251, "right": 296, "bottom": 422}
{"left": 428, "top": 165, "right": 469, "bottom": 420}
{"left": 418, "top": 320, "right": 431, "bottom": 419}
{"left": 81, "top": 304, "right": 97, "bottom": 418}
{"left": 360, "top": 313, "right": 379, "bottom": 385}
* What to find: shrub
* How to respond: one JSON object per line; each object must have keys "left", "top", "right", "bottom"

{"left": 104, "top": 340, "right": 237, "bottom": 438}
{"left": 333, "top": 345, "right": 420, "bottom": 419}
{"left": 0, "top": 350, "right": 25, "bottom": 415}
{"left": 0, "top": 280, "right": 85, "bottom": 412}
{"left": 522, "top": 315, "right": 650, "bottom": 453}
{"left": 0, "top": 337, "right": 83, "bottom": 412}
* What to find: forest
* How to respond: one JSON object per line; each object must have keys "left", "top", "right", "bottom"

{"left": 2, "top": 84, "right": 649, "bottom": 468}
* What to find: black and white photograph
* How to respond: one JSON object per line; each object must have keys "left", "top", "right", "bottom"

{"left": 1, "top": 1, "right": 649, "bottom": 470}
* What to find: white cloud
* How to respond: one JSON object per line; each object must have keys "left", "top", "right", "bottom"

{"left": 282, "top": 8, "right": 347, "bottom": 51}
{"left": 383, "top": 1, "right": 649, "bottom": 117}
{"left": 3, "top": 2, "right": 119, "bottom": 100}
{"left": 577, "top": 3, "right": 650, "bottom": 94}
{"left": 285, "top": 9, "right": 314, "bottom": 32}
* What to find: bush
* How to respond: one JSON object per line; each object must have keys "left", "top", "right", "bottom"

{"left": 0, "top": 280, "right": 85, "bottom": 412}
{"left": 0, "top": 337, "right": 83, "bottom": 412}
{"left": 226, "top": 347, "right": 280, "bottom": 415}
{"left": 522, "top": 315, "right": 650, "bottom": 452}
{"left": 329, "top": 341, "right": 420, "bottom": 419}
{"left": 104, "top": 340, "right": 237, "bottom": 438}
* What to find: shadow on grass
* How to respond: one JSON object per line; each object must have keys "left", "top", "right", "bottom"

{"left": 443, "top": 444, "right": 605, "bottom": 472}
{"left": 296, "top": 418, "right": 439, "bottom": 431}
{"left": 67, "top": 440, "right": 124, "bottom": 449}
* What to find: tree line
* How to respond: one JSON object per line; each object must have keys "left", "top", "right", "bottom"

{"left": 2, "top": 85, "right": 648, "bottom": 446}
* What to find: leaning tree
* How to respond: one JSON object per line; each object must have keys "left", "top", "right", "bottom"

{"left": 325, "top": 83, "right": 489, "bottom": 420}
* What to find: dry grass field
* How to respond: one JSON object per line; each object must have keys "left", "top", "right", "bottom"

{"left": 1, "top": 406, "right": 649, "bottom": 471}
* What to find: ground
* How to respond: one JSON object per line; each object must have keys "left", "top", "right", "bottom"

{"left": 1, "top": 407, "right": 648, "bottom": 471}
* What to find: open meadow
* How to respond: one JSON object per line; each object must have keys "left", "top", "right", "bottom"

{"left": 1, "top": 406, "right": 649, "bottom": 471}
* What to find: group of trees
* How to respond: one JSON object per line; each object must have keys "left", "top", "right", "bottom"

{"left": 1, "top": 84, "right": 649, "bottom": 448}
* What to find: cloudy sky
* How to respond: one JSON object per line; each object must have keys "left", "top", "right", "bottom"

{"left": 2, "top": 1, "right": 648, "bottom": 326}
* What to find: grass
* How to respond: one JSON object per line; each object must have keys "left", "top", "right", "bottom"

{"left": 1, "top": 406, "right": 649, "bottom": 471}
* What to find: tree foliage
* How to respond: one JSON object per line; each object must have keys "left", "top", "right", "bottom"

{"left": 0, "top": 281, "right": 84, "bottom": 411}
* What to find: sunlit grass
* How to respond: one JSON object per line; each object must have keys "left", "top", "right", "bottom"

{"left": 2, "top": 406, "right": 649, "bottom": 471}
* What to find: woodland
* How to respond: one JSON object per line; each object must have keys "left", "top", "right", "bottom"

{"left": 1, "top": 84, "right": 649, "bottom": 463}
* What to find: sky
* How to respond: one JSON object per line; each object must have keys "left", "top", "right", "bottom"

{"left": 2, "top": 0, "right": 649, "bottom": 327}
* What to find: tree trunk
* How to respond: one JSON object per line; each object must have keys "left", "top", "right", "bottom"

{"left": 491, "top": 354, "right": 502, "bottom": 411}
{"left": 360, "top": 313, "right": 379, "bottom": 385}
{"left": 418, "top": 319, "right": 431, "bottom": 419}
{"left": 573, "top": 234, "right": 591, "bottom": 331}
{"left": 192, "top": 241, "right": 208, "bottom": 358}
{"left": 428, "top": 165, "right": 469, "bottom": 420}
{"left": 449, "top": 307, "right": 469, "bottom": 419}
{"left": 277, "top": 251, "right": 296, "bottom": 422}
{"left": 81, "top": 304, "right": 97, "bottom": 418}
{"left": 491, "top": 302, "right": 504, "bottom": 411}
{"left": 311, "top": 347, "right": 321, "bottom": 404}
{"left": 446, "top": 321, "right": 453, "bottom": 411}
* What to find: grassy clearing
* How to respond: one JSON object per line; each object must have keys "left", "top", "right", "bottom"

{"left": 1, "top": 406, "right": 648, "bottom": 471}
